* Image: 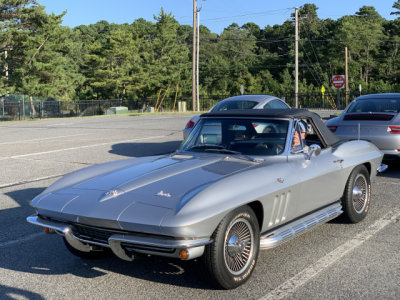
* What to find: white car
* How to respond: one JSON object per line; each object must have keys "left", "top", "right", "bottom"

{"left": 183, "top": 95, "right": 289, "bottom": 139}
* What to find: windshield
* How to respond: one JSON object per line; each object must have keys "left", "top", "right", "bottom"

{"left": 181, "top": 118, "right": 289, "bottom": 156}
{"left": 212, "top": 100, "right": 258, "bottom": 112}
{"left": 347, "top": 98, "right": 400, "bottom": 113}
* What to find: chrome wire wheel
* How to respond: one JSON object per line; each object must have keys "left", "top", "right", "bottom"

{"left": 352, "top": 173, "right": 368, "bottom": 214}
{"left": 223, "top": 218, "right": 254, "bottom": 275}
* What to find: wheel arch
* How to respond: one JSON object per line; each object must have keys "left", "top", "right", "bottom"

{"left": 247, "top": 200, "right": 264, "bottom": 231}
{"left": 362, "top": 162, "right": 371, "bottom": 177}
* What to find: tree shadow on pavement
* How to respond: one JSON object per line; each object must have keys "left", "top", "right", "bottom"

{"left": 379, "top": 159, "right": 400, "bottom": 179}
{"left": 109, "top": 141, "right": 182, "bottom": 158}
{"left": 1, "top": 188, "right": 46, "bottom": 241}
{"left": 0, "top": 285, "right": 44, "bottom": 300}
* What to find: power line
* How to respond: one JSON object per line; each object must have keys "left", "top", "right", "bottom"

{"left": 201, "top": 9, "right": 292, "bottom": 22}
{"left": 177, "top": 8, "right": 292, "bottom": 22}
{"left": 199, "top": 37, "right": 400, "bottom": 44}
{"left": 298, "top": 13, "right": 325, "bottom": 87}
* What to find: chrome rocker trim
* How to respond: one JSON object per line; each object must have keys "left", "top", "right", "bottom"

{"left": 260, "top": 202, "right": 343, "bottom": 250}
{"left": 27, "top": 215, "right": 212, "bottom": 261}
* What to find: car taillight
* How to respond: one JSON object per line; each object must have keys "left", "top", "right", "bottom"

{"left": 328, "top": 126, "right": 337, "bottom": 132}
{"left": 388, "top": 126, "right": 400, "bottom": 134}
{"left": 185, "top": 120, "right": 195, "bottom": 129}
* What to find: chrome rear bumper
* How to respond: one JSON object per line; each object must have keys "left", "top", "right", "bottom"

{"left": 27, "top": 215, "right": 211, "bottom": 261}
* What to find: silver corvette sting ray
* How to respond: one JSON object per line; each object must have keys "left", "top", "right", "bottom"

{"left": 27, "top": 109, "right": 386, "bottom": 289}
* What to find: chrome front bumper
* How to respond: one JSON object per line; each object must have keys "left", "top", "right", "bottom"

{"left": 27, "top": 215, "right": 212, "bottom": 261}
{"left": 377, "top": 164, "right": 388, "bottom": 173}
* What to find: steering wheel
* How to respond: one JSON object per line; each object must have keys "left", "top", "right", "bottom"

{"left": 255, "top": 142, "right": 283, "bottom": 155}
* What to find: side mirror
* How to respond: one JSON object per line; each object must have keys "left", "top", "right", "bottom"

{"left": 306, "top": 144, "right": 321, "bottom": 160}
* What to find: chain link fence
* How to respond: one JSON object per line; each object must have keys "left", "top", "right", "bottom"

{"left": 0, "top": 97, "right": 124, "bottom": 121}
{"left": 1, "top": 90, "right": 399, "bottom": 121}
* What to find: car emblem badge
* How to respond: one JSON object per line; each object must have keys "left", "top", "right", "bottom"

{"left": 105, "top": 190, "right": 119, "bottom": 197}
{"left": 156, "top": 190, "right": 172, "bottom": 198}
{"left": 277, "top": 178, "right": 284, "bottom": 183}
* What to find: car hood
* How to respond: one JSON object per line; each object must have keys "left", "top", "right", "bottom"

{"left": 32, "top": 153, "right": 256, "bottom": 220}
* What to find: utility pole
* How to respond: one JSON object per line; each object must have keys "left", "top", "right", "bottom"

{"left": 295, "top": 7, "right": 299, "bottom": 108}
{"left": 192, "top": 0, "right": 197, "bottom": 111}
{"left": 345, "top": 46, "right": 349, "bottom": 106}
{"left": 196, "top": 5, "right": 201, "bottom": 112}
{"left": 4, "top": 50, "right": 8, "bottom": 79}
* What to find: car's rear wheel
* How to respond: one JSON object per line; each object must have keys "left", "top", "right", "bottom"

{"left": 63, "top": 237, "right": 112, "bottom": 259}
{"left": 204, "top": 205, "right": 260, "bottom": 289}
{"left": 341, "top": 165, "right": 371, "bottom": 223}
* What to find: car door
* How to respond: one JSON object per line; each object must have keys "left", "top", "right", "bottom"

{"left": 286, "top": 121, "right": 344, "bottom": 218}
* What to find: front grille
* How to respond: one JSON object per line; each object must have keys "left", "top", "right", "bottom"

{"left": 344, "top": 114, "right": 394, "bottom": 121}
{"left": 41, "top": 216, "right": 178, "bottom": 247}
{"left": 72, "top": 224, "right": 128, "bottom": 244}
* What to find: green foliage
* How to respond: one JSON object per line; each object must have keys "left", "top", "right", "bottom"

{"left": 1, "top": 2, "right": 400, "bottom": 103}
{"left": 391, "top": 1, "right": 400, "bottom": 15}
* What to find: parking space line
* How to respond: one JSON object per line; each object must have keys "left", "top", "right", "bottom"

{"left": 0, "top": 232, "right": 44, "bottom": 249}
{"left": 376, "top": 181, "right": 400, "bottom": 185}
{"left": 0, "top": 174, "right": 65, "bottom": 189}
{"left": 259, "top": 208, "right": 400, "bottom": 300}
{"left": 0, "top": 135, "right": 168, "bottom": 161}
{"left": 0, "top": 133, "right": 92, "bottom": 145}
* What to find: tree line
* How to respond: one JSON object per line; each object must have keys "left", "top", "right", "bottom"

{"left": 1, "top": 0, "right": 400, "bottom": 107}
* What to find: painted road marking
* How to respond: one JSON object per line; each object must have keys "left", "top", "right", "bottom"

{"left": 260, "top": 208, "right": 400, "bottom": 300}
{"left": 0, "top": 135, "right": 168, "bottom": 161}
{"left": 0, "top": 133, "right": 92, "bottom": 145}
{"left": 0, "top": 174, "right": 65, "bottom": 189}
{"left": 47, "top": 123, "right": 70, "bottom": 126}
{"left": 0, "top": 232, "right": 44, "bottom": 248}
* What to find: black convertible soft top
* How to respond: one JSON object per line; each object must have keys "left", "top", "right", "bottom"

{"left": 202, "top": 108, "right": 340, "bottom": 147}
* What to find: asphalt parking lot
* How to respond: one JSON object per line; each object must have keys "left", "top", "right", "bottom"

{"left": 0, "top": 114, "right": 399, "bottom": 299}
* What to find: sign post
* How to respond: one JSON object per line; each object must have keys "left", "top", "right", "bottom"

{"left": 332, "top": 75, "right": 345, "bottom": 110}
{"left": 321, "top": 86, "right": 325, "bottom": 109}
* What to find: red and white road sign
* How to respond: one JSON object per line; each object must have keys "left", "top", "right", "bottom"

{"left": 332, "top": 75, "right": 345, "bottom": 89}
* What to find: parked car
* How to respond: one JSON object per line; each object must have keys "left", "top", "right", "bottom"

{"left": 183, "top": 94, "right": 289, "bottom": 139}
{"left": 27, "top": 109, "right": 386, "bottom": 289}
{"left": 326, "top": 93, "right": 400, "bottom": 159}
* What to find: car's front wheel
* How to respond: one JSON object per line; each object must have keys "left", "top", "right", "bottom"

{"left": 63, "top": 237, "right": 112, "bottom": 259}
{"left": 204, "top": 205, "right": 260, "bottom": 289}
{"left": 341, "top": 165, "right": 371, "bottom": 223}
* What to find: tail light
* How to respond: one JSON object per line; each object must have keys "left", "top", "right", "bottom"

{"left": 327, "top": 126, "right": 337, "bottom": 133}
{"left": 185, "top": 120, "right": 195, "bottom": 129}
{"left": 388, "top": 126, "right": 400, "bottom": 134}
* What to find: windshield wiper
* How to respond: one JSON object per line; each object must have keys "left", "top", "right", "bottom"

{"left": 187, "top": 144, "right": 227, "bottom": 150}
{"left": 187, "top": 144, "right": 262, "bottom": 163}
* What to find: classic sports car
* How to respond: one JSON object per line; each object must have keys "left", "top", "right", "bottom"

{"left": 326, "top": 93, "right": 400, "bottom": 159}
{"left": 27, "top": 109, "right": 386, "bottom": 289}
{"left": 183, "top": 94, "right": 289, "bottom": 139}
